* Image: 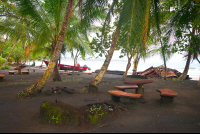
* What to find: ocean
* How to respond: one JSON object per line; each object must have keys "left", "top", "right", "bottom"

{"left": 27, "top": 52, "right": 200, "bottom": 80}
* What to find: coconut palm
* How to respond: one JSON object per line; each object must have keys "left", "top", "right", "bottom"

{"left": 159, "top": 0, "right": 200, "bottom": 80}
{"left": 18, "top": 0, "right": 74, "bottom": 97}
{"left": 81, "top": 0, "right": 151, "bottom": 93}
{"left": 17, "top": 0, "right": 109, "bottom": 97}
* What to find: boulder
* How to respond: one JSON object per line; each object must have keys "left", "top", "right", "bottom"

{"left": 61, "top": 87, "right": 75, "bottom": 94}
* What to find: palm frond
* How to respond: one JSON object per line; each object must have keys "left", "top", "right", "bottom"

{"left": 117, "top": 0, "right": 151, "bottom": 55}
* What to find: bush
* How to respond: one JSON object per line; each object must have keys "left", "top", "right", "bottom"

{"left": 0, "top": 56, "right": 6, "bottom": 65}
{"left": 5, "top": 65, "right": 10, "bottom": 69}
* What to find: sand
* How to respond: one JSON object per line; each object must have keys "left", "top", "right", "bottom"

{"left": 0, "top": 67, "right": 200, "bottom": 133}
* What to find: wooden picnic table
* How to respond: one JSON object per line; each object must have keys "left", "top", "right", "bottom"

{"left": 124, "top": 79, "right": 153, "bottom": 103}
{"left": 15, "top": 68, "right": 23, "bottom": 74}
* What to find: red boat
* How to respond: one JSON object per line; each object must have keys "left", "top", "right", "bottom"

{"left": 43, "top": 60, "right": 88, "bottom": 71}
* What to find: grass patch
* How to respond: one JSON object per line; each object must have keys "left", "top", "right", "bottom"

{"left": 172, "top": 78, "right": 183, "bottom": 81}
{"left": 62, "top": 78, "right": 82, "bottom": 82}
{"left": 0, "top": 82, "right": 28, "bottom": 87}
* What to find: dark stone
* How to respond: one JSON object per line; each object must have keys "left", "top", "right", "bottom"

{"left": 61, "top": 87, "right": 75, "bottom": 94}
{"left": 45, "top": 88, "right": 53, "bottom": 96}
{"left": 54, "top": 86, "right": 60, "bottom": 91}
{"left": 57, "top": 90, "right": 62, "bottom": 94}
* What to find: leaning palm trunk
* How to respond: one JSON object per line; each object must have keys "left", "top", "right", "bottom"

{"left": 19, "top": 0, "right": 74, "bottom": 97}
{"left": 1, "top": 41, "right": 17, "bottom": 70}
{"left": 81, "top": 28, "right": 120, "bottom": 93}
{"left": 178, "top": 28, "right": 195, "bottom": 80}
{"left": 52, "top": 62, "right": 61, "bottom": 81}
{"left": 198, "top": 77, "right": 200, "bottom": 87}
{"left": 132, "top": 53, "right": 140, "bottom": 75}
{"left": 177, "top": 50, "right": 192, "bottom": 80}
{"left": 123, "top": 54, "right": 133, "bottom": 81}
{"left": 163, "top": 56, "right": 167, "bottom": 80}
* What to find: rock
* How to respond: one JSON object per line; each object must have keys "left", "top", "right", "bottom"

{"left": 61, "top": 87, "right": 75, "bottom": 94}
{"left": 57, "top": 90, "right": 62, "bottom": 94}
{"left": 54, "top": 86, "right": 60, "bottom": 91}
{"left": 45, "top": 88, "right": 53, "bottom": 96}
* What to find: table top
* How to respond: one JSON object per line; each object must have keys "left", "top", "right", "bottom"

{"left": 124, "top": 79, "right": 153, "bottom": 85}
{"left": 15, "top": 68, "right": 23, "bottom": 69}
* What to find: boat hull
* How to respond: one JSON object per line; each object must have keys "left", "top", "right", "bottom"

{"left": 43, "top": 60, "right": 88, "bottom": 71}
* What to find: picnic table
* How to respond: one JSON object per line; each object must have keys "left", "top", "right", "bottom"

{"left": 124, "top": 79, "right": 153, "bottom": 103}
{"left": 14, "top": 68, "right": 23, "bottom": 74}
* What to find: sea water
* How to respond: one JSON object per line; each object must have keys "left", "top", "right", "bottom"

{"left": 29, "top": 53, "right": 200, "bottom": 80}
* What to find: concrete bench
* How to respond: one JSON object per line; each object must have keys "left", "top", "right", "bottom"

{"left": 156, "top": 89, "right": 177, "bottom": 103}
{"left": 114, "top": 85, "right": 144, "bottom": 92}
{"left": 9, "top": 71, "right": 15, "bottom": 75}
{"left": 108, "top": 90, "right": 141, "bottom": 102}
{"left": 0, "top": 74, "right": 5, "bottom": 81}
{"left": 21, "top": 70, "right": 29, "bottom": 75}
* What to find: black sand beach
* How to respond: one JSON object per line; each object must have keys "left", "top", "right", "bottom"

{"left": 0, "top": 67, "right": 200, "bottom": 133}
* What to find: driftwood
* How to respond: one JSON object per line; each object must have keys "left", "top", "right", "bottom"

{"left": 139, "top": 65, "right": 182, "bottom": 79}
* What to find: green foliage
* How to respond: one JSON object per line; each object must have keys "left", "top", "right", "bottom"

{"left": 5, "top": 65, "right": 10, "bottom": 69}
{"left": 0, "top": 55, "right": 6, "bottom": 65}
{"left": 89, "top": 106, "right": 102, "bottom": 114}
{"left": 62, "top": 78, "right": 82, "bottom": 82}
{"left": 17, "top": 92, "right": 25, "bottom": 98}
{"left": 51, "top": 115, "right": 60, "bottom": 124}
{"left": 1, "top": 40, "right": 25, "bottom": 63}
{"left": 172, "top": 78, "right": 183, "bottom": 81}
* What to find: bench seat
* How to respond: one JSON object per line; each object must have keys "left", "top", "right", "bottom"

{"left": 21, "top": 70, "right": 29, "bottom": 75}
{"left": 156, "top": 89, "right": 177, "bottom": 103}
{"left": 108, "top": 90, "right": 141, "bottom": 102}
{"left": 0, "top": 74, "right": 5, "bottom": 81}
{"left": 157, "top": 89, "right": 177, "bottom": 97}
{"left": 9, "top": 71, "right": 15, "bottom": 75}
{"left": 114, "top": 85, "right": 144, "bottom": 92}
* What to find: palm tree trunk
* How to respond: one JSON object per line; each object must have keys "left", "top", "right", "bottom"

{"left": 123, "top": 54, "right": 133, "bottom": 81}
{"left": 81, "top": 28, "right": 120, "bottom": 93}
{"left": 198, "top": 77, "right": 200, "bottom": 87}
{"left": 1, "top": 41, "right": 17, "bottom": 70}
{"left": 19, "top": 0, "right": 74, "bottom": 97}
{"left": 178, "top": 28, "right": 195, "bottom": 80}
{"left": 52, "top": 62, "right": 61, "bottom": 81}
{"left": 177, "top": 49, "right": 192, "bottom": 80}
{"left": 52, "top": 59, "right": 61, "bottom": 81}
{"left": 132, "top": 53, "right": 140, "bottom": 75}
{"left": 163, "top": 57, "right": 167, "bottom": 80}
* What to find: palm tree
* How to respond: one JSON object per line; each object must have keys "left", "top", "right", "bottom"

{"left": 160, "top": 0, "right": 200, "bottom": 80}
{"left": 152, "top": 0, "right": 171, "bottom": 80}
{"left": 81, "top": 0, "right": 151, "bottom": 93}
{"left": 19, "top": 0, "right": 107, "bottom": 97}
{"left": 18, "top": 0, "right": 74, "bottom": 97}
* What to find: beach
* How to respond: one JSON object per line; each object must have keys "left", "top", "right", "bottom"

{"left": 28, "top": 52, "right": 200, "bottom": 80}
{"left": 0, "top": 67, "right": 200, "bottom": 133}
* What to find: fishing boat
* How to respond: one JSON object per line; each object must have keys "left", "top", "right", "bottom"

{"left": 43, "top": 60, "right": 88, "bottom": 71}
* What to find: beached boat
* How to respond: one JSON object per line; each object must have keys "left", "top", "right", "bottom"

{"left": 95, "top": 69, "right": 125, "bottom": 75}
{"left": 43, "top": 60, "right": 88, "bottom": 71}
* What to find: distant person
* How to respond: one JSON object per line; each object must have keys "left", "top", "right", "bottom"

{"left": 76, "top": 63, "right": 80, "bottom": 67}
{"left": 31, "top": 62, "right": 35, "bottom": 67}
